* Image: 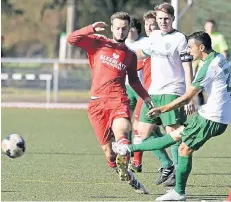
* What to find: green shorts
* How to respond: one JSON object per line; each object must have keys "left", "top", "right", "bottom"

{"left": 139, "top": 94, "right": 186, "bottom": 126}
{"left": 126, "top": 85, "right": 139, "bottom": 112}
{"left": 181, "top": 114, "right": 227, "bottom": 150}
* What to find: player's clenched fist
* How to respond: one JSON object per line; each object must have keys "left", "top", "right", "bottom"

{"left": 92, "top": 21, "right": 108, "bottom": 32}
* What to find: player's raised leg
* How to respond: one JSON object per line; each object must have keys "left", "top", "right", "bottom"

{"left": 112, "top": 117, "right": 131, "bottom": 181}
{"left": 88, "top": 100, "right": 118, "bottom": 170}
{"left": 112, "top": 126, "right": 184, "bottom": 156}
{"left": 112, "top": 117, "right": 149, "bottom": 194}
{"left": 116, "top": 154, "right": 149, "bottom": 194}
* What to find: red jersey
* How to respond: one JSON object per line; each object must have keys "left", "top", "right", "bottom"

{"left": 67, "top": 25, "right": 149, "bottom": 100}
{"left": 142, "top": 58, "right": 151, "bottom": 90}
{"left": 137, "top": 60, "right": 144, "bottom": 71}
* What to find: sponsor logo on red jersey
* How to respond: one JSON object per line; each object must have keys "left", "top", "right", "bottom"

{"left": 100, "top": 54, "right": 127, "bottom": 71}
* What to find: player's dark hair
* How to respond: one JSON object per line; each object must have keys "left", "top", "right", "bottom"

{"left": 130, "top": 17, "right": 141, "bottom": 35}
{"left": 111, "top": 12, "right": 130, "bottom": 25}
{"left": 143, "top": 10, "right": 156, "bottom": 21}
{"left": 188, "top": 31, "right": 212, "bottom": 51}
{"left": 205, "top": 19, "right": 216, "bottom": 25}
{"left": 155, "top": 3, "right": 174, "bottom": 16}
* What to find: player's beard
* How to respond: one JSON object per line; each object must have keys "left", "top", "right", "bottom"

{"left": 113, "top": 35, "right": 127, "bottom": 43}
{"left": 115, "top": 38, "right": 126, "bottom": 43}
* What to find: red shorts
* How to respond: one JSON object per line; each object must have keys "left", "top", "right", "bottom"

{"left": 88, "top": 97, "right": 131, "bottom": 146}
{"left": 134, "top": 98, "right": 143, "bottom": 121}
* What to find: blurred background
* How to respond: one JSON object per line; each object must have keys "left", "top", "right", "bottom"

{"left": 1, "top": 0, "right": 231, "bottom": 105}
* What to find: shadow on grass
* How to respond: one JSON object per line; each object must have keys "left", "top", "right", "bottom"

{"left": 188, "top": 184, "right": 231, "bottom": 188}
{"left": 154, "top": 192, "right": 228, "bottom": 201}
{"left": 192, "top": 172, "right": 231, "bottom": 176}
{"left": 187, "top": 194, "right": 228, "bottom": 200}
{"left": 132, "top": 171, "right": 231, "bottom": 176}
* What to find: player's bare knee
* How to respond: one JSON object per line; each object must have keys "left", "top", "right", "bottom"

{"left": 112, "top": 118, "right": 131, "bottom": 138}
{"left": 133, "top": 119, "right": 139, "bottom": 131}
{"left": 113, "top": 128, "right": 130, "bottom": 140}
{"left": 137, "top": 122, "right": 154, "bottom": 139}
{"left": 178, "top": 142, "right": 194, "bottom": 156}
{"left": 165, "top": 124, "right": 181, "bottom": 133}
{"left": 138, "top": 130, "right": 151, "bottom": 139}
{"left": 169, "top": 126, "right": 184, "bottom": 142}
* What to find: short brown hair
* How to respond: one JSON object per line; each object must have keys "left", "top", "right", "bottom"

{"left": 110, "top": 12, "right": 130, "bottom": 25}
{"left": 155, "top": 3, "right": 174, "bottom": 16}
{"left": 130, "top": 16, "right": 142, "bottom": 34}
{"left": 143, "top": 10, "right": 156, "bottom": 21}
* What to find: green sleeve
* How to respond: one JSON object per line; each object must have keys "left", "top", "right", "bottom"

{"left": 192, "top": 62, "right": 210, "bottom": 89}
{"left": 142, "top": 49, "right": 151, "bottom": 57}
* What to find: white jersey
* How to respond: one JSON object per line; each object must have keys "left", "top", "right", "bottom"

{"left": 142, "top": 30, "right": 188, "bottom": 95}
{"left": 192, "top": 52, "right": 231, "bottom": 124}
{"left": 125, "top": 37, "right": 148, "bottom": 85}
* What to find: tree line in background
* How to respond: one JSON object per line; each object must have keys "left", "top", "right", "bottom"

{"left": 1, "top": 0, "right": 231, "bottom": 58}
{"left": 1, "top": 0, "right": 169, "bottom": 58}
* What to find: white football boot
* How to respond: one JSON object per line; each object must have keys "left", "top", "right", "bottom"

{"left": 156, "top": 189, "right": 186, "bottom": 201}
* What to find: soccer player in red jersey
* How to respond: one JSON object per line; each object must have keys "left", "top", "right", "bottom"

{"left": 67, "top": 12, "right": 153, "bottom": 194}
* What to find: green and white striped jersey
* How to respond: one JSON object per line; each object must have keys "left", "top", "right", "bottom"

{"left": 192, "top": 51, "right": 231, "bottom": 124}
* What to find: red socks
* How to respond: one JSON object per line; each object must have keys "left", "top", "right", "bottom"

{"left": 133, "top": 130, "right": 143, "bottom": 166}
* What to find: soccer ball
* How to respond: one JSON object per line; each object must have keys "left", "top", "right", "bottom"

{"left": 1, "top": 134, "right": 26, "bottom": 158}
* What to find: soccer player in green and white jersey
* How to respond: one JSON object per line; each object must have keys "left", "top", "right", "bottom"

{"left": 128, "top": 3, "right": 195, "bottom": 186}
{"left": 125, "top": 15, "right": 174, "bottom": 175}
{"left": 113, "top": 31, "right": 231, "bottom": 201}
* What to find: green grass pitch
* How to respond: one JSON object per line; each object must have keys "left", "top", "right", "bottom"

{"left": 1, "top": 108, "right": 231, "bottom": 201}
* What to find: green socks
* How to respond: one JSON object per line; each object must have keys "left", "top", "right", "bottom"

{"left": 152, "top": 148, "right": 173, "bottom": 168}
{"left": 175, "top": 155, "right": 192, "bottom": 194}
{"left": 150, "top": 131, "right": 173, "bottom": 168}
{"left": 171, "top": 140, "right": 181, "bottom": 167}
{"left": 128, "top": 134, "right": 176, "bottom": 152}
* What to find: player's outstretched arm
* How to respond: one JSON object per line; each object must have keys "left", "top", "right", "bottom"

{"left": 67, "top": 22, "right": 108, "bottom": 52}
{"left": 67, "top": 21, "right": 108, "bottom": 44}
{"left": 147, "top": 85, "right": 200, "bottom": 118}
{"left": 67, "top": 25, "right": 95, "bottom": 46}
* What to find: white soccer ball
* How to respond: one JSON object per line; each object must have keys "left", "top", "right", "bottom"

{"left": 1, "top": 134, "right": 26, "bottom": 158}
